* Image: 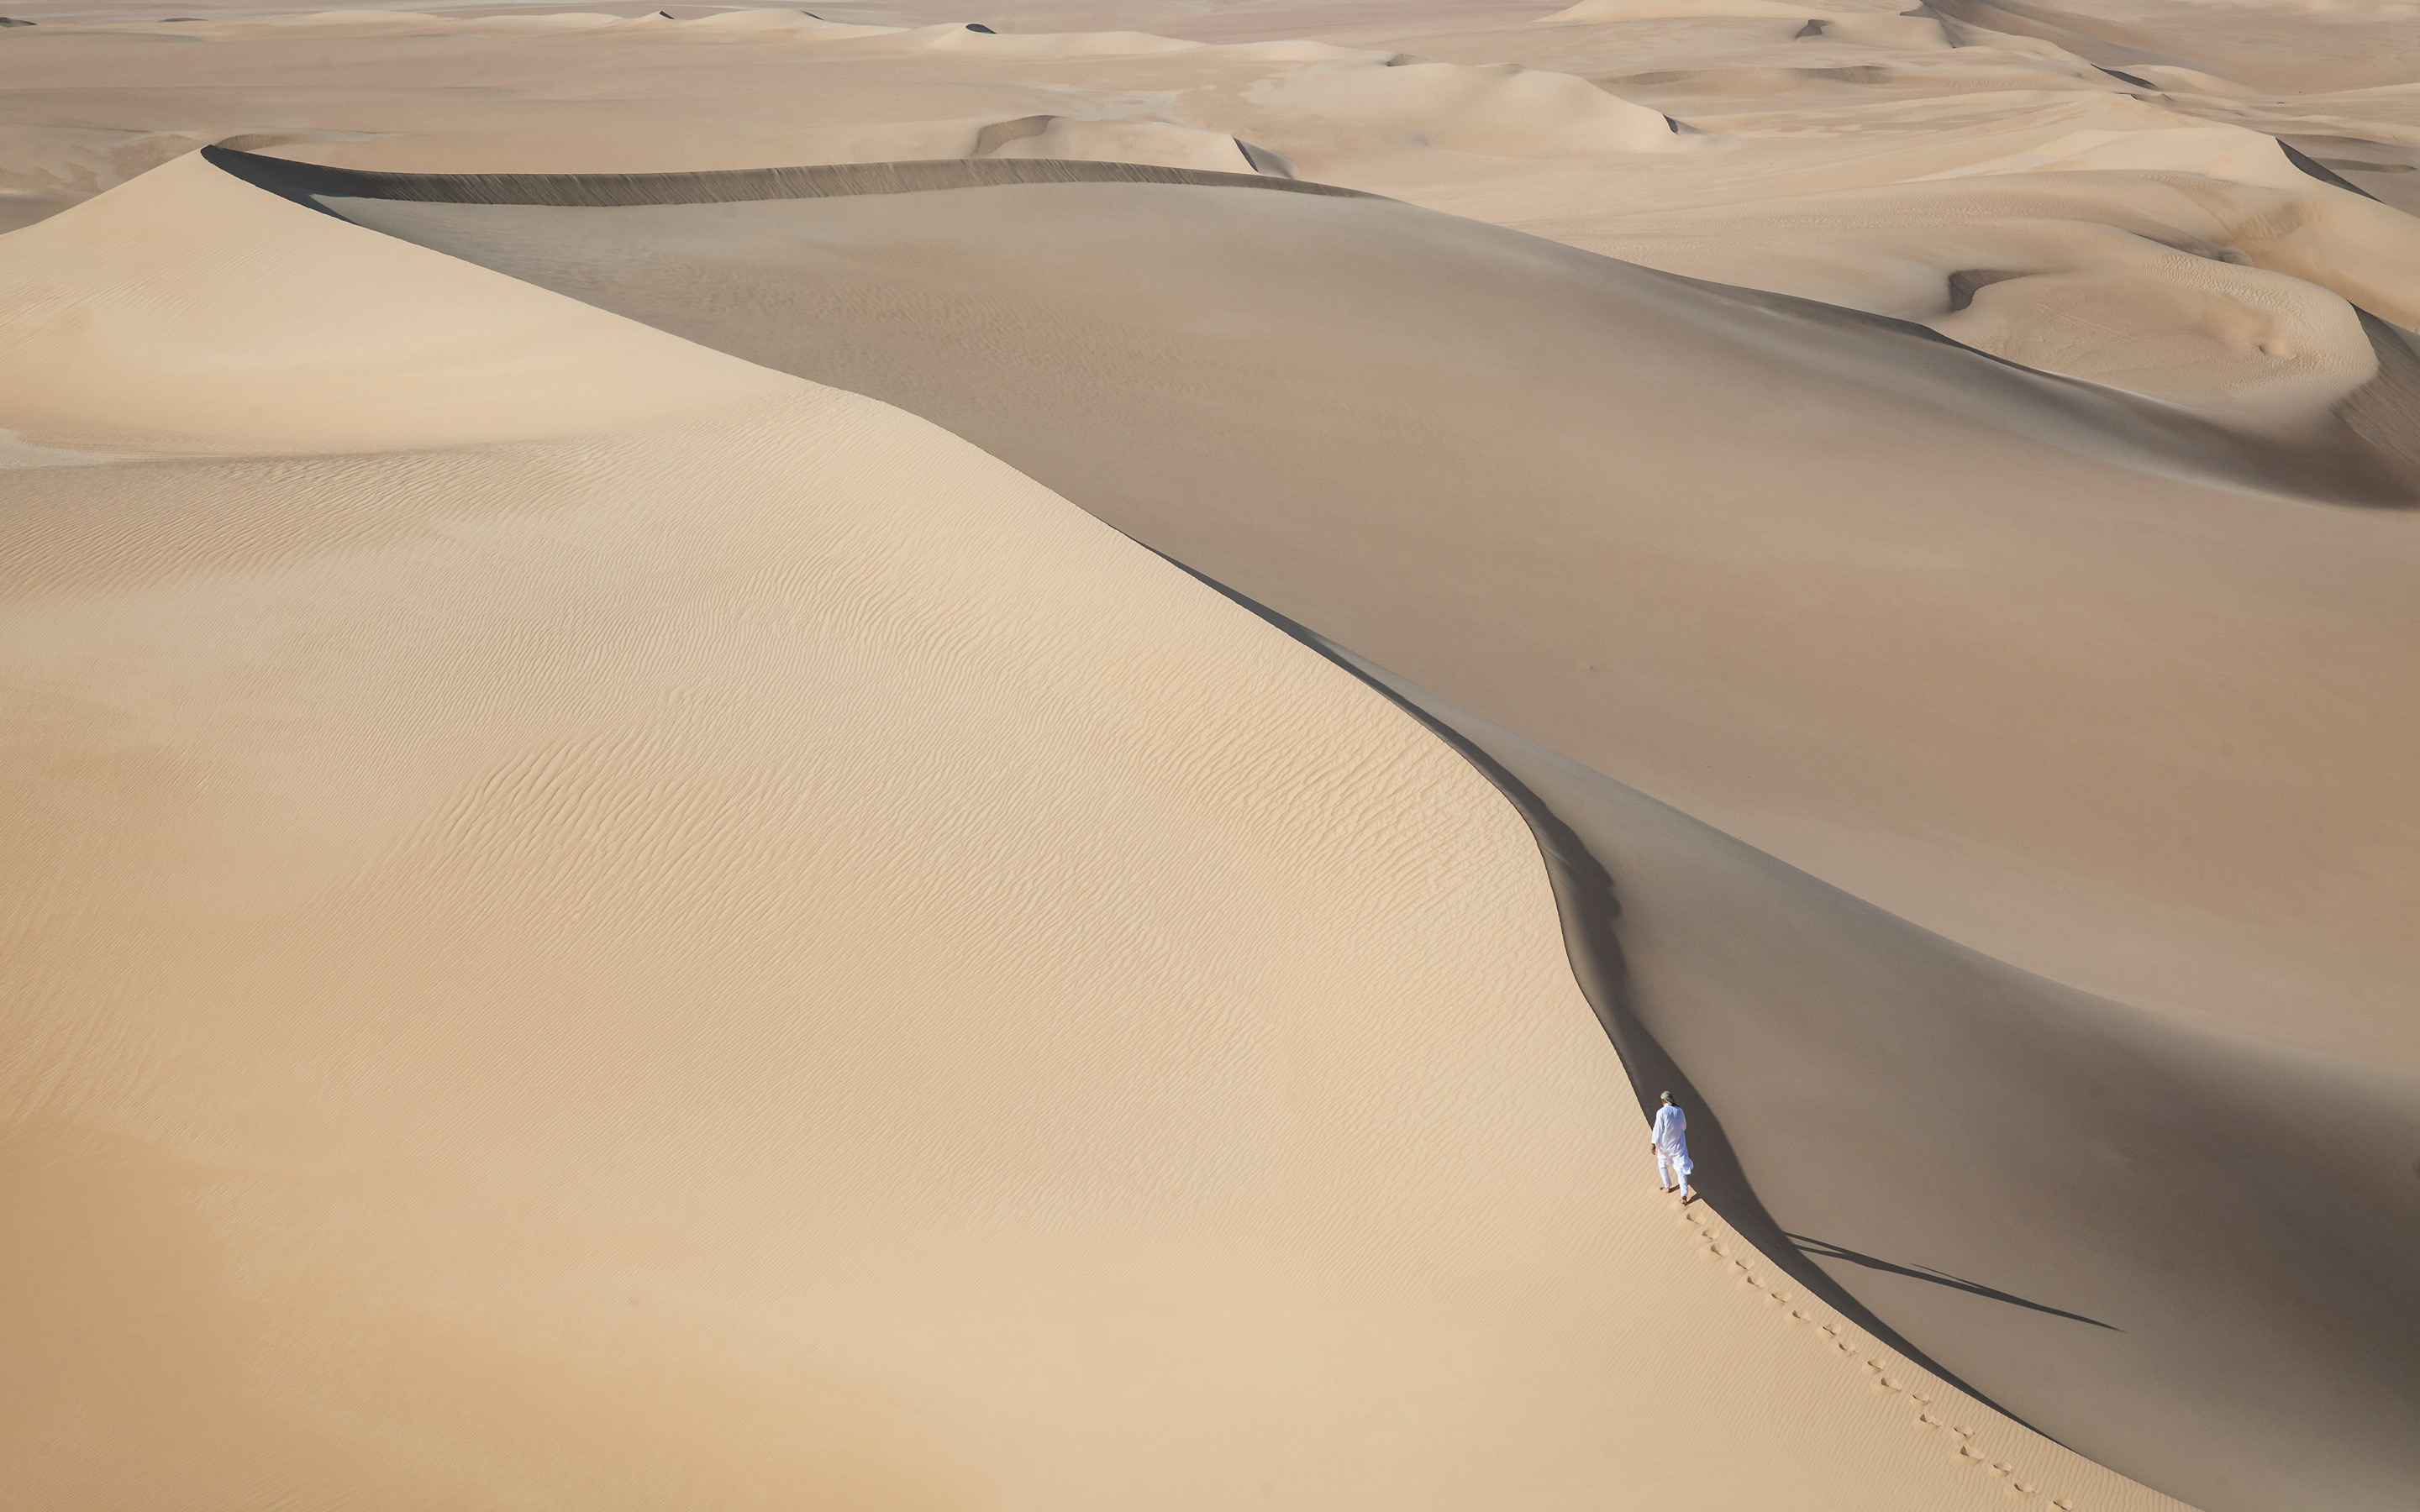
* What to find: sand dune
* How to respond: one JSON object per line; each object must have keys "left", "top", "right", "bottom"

{"left": 5, "top": 0, "right": 2415, "bottom": 423}
{"left": 1, "top": 145, "right": 2211, "bottom": 1512}
{"left": 240, "top": 150, "right": 2420, "bottom": 1508}
{"left": 5, "top": 3, "right": 2417, "bottom": 1509}
{"left": 0, "top": 155, "right": 782, "bottom": 454}
{"left": 1922, "top": 0, "right": 2420, "bottom": 94}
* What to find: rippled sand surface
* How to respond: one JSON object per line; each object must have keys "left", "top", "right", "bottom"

{"left": 3, "top": 4, "right": 2415, "bottom": 1510}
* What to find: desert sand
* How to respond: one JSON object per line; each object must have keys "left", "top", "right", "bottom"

{"left": 3, "top": 3, "right": 2415, "bottom": 1510}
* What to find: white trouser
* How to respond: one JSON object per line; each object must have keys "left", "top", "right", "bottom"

{"left": 1657, "top": 1148, "right": 1693, "bottom": 1194}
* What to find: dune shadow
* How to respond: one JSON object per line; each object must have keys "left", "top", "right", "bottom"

{"left": 199, "top": 143, "right": 1369, "bottom": 213}
{"left": 1785, "top": 1233, "right": 2120, "bottom": 1330}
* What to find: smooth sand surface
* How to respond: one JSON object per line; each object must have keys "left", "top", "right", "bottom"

{"left": 3, "top": 3, "right": 2417, "bottom": 1509}
{"left": 0, "top": 149, "right": 2204, "bottom": 1512}
{"left": 262, "top": 160, "right": 2420, "bottom": 1511}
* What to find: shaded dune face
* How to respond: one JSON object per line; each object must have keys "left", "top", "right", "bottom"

{"left": 204, "top": 152, "right": 1377, "bottom": 209}
{"left": 234, "top": 151, "right": 2420, "bottom": 1512}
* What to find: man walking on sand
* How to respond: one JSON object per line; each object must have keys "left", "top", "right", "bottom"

{"left": 1650, "top": 1091, "right": 1694, "bottom": 1204}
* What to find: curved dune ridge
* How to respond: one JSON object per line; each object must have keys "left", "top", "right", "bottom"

{"left": 228, "top": 150, "right": 2420, "bottom": 1512}
{"left": 207, "top": 150, "right": 1370, "bottom": 208}
{"left": 0, "top": 149, "right": 2202, "bottom": 1512}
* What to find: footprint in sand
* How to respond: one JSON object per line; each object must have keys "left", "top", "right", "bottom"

{"left": 1764, "top": 1289, "right": 1791, "bottom": 1307}
{"left": 1954, "top": 1445, "right": 1988, "bottom": 1467}
{"left": 1871, "top": 1376, "right": 1902, "bottom": 1395}
{"left": 1988, "top": 1461, "right": 2015, "bottom": 1478}
{"left": 1909, "top": 1393, "right": 1930, "bottom": 1407}
{"left": 1819, "top": 1324, "right": 1840, "bottom": 1339}
{"left": 1915, "top": 1413, "right": 1944, "bottom": 1431}
{"left": 2007, "top": 1480, "right": 2039, "bottom": 1499}
{"left": 1860, "top": 1359, "right": 1884, "bottom": 1376}
{"left": 1787, "top": 1307, "right": 1813, "bottom": 1324}
{"left": 2050, "top": 1499, "right": 2075, "bottom": 1509}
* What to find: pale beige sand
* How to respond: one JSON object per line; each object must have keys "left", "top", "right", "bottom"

{"left": 0, "top": 149, "right": 2200, "bottom": 1512}
{"left": 3, "top": 4, "right": 2416, "bottom": 1509}
{"left": 4, "top": 0, "right": 2416, "bottom": 427}
{"left": 30, "top": 0, "right": 2391, "bottom": 1068}
{"left": 281, "top": 163, "right": 2420, "bottom": 1509}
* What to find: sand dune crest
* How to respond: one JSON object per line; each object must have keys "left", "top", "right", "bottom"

{"left": 0, "top": 154, "right": 785, "bottom": 454}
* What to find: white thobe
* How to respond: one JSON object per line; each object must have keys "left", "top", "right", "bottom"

{"left": 1651, "top": 1103, "right": 1688, "bottom": 1156}
{"left": 1651, "top": 1103, "right": 1691, "bottom": 1190}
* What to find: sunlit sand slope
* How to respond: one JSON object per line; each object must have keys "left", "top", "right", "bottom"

{"left": 0, "top": 151, "right": 2195, "bottom": 1512}
{"left": 261, "top": 159, "right": 2420, "bottom": 1512}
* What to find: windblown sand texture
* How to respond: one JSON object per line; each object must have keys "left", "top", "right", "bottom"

{"left": 3, "top": 3, "right": 2417, "bottom": 1511}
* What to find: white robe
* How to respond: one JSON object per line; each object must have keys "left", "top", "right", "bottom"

{"left": 1652, "top": 1104, "right": 1691, "bottom": 1189}
{"left": 1651, "top": 1103, "right": 1687, "bottom": 1157}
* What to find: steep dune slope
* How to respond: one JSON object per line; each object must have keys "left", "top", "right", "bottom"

{"left": 250, "top": 156, "right": 2420, "bottom": 1511}
{"left": 0, "top": 151, "right": 2186, "bottom": 1512}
